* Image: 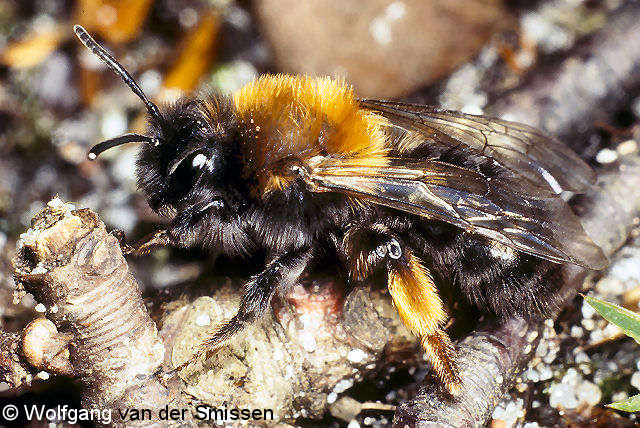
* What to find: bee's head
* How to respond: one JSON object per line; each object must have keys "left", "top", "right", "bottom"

{"left": 74, "top": 25, "right": 242, "bottom": 216}
{"left": 136, "top": 97, "right": 240, "bottom": 215}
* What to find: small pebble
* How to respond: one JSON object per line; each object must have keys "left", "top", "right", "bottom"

{"left": 543, "top": 347, "right": 558, "bottom": 364}
{"left": 595, "top": 148, "right": 618, "bottom": 164}
{"left": 576, "top": 381, "right": 602, "bottom": 406}
{"left": 562, "top": 368, "right": 580, "bottom": 386}
{"left": 631, "top": 372, "right": 640, "bottom": 390}
{"left": 612, "top": 391, "right": 628, "bottom": 402}
{"left": 347, "top": 420, "right": 360, "bottom": 428}
{"left": 549, "top": 383, "right": 579, "bottom": 409}
{"left": 535, "top": 340, "right": 548, "bottom": 357}
{"left": 538, "top": 365, "right": 553, "bottom": 381}
{"left": 595, "top": 277, "right": 624, "bottom": 296}
{"left": 602, "top": 323, "right": 622, "bottom": 338}
{"left": 570, "top": 326, "right": 584, "bottom": 338}
{"left": 525, "top": 367, "right": 540, "bottom": 382}
{"left": 617, "top": 139, "right": 638, "bottom": 156}
{"left": 574, "top": 351, "right": 590, "bottom": 364}
{"left": 581, "top": 319, "right": 595, "bottom": 330}
{"left": 334, "top": 379, "right": 354, "bottom": 393}
{"left": 581, "top": 301, "right": 597, "bottom": 319}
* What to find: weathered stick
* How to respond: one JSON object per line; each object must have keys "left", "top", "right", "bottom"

{"left": 12, "top": 200, "right": 187, "bottom": 425}
{"left": 488, "top": 3, "right": 640, "bottom": 151}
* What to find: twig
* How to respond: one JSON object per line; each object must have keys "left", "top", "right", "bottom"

{"left": 12, "top": 200, "right": 187, "bottom": 425}
{"left": 489, "top": 3, "right": 640, "bottom": 153}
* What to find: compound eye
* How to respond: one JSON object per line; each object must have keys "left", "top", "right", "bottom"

{"left": 169, "top": 150, "right": 209, "bottom": 198}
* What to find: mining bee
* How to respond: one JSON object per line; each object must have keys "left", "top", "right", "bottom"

{"left": 75, "top": 25, "right": 606, "bottom": 394}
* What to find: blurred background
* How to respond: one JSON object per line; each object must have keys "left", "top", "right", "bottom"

{"left": 1, "top": 0, "right": 640, "bottom": 426}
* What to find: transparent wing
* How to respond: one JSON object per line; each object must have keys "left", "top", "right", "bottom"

{"left": 359, "top": 99, "right": 596, "bottom": 195}
{"left": 307, "top": 158, "right": 607, "bottom": 269}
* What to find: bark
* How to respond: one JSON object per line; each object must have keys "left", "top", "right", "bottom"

{"left": 12, "top": 201, "right": 187, "bottom": 425}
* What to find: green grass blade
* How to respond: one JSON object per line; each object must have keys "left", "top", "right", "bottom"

{"left": 607, "top": 394, "right": 640, "bottom": 412}
{"left": 584, "top": 295, "right": 640, "bottom": 345}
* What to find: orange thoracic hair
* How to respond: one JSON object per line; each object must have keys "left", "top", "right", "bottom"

{"left": 215, "top": 75, "right": 390, "bottom": 193}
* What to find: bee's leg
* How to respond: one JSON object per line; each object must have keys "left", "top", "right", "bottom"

{"left": 344, "top": 224, "right": 462, "bottom": 395}
{"left": 201, "top": 247, "right": 313, "bottom": 351}
{"left": 109, "top": 228, "right": 132, "bottom": 253}
{"left": 122, "top": 230, "right": 173, "bottom": 256}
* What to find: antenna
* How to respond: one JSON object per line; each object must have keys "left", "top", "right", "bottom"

{"left": 73, "top": 25, "right": 162, "bottom": 121}
{"left": 87, "top": 133, "right": 160, "bottom": 160}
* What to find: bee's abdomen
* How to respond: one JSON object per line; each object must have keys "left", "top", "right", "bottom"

{"left": 404, "top": 219, "right": 564, "bottom": 320}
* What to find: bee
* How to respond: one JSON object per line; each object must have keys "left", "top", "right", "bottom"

{"left": 74, "top": 25, "right": 607, "bottom": 394}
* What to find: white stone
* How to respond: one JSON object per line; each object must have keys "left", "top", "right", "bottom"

{"left": 570, "top": 326, "right": 584, "bottom": 338}
{"left": 576, "top": 381, "right": 602, "bottom": 406}
{"left": 596, "top": 148, "right": 618, "bottom": 164}
{"left": 549, "top": 383, "right": 579, "bottom": 409}
{"left": 538, "top": 365, "right": 553, "bottom": 381}
{"left": 334, "top": 378, "right": 354, "bottom": 393}
{"left": 581, "top": 301, "right": 597, "bottom": 319}
{"left": 631, "top": 371, "right": 640, "bottom": 390}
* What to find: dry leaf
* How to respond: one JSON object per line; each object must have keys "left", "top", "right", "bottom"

{"left": 74, "top": 0, "right": 153, "bottom": 44}
{"left": 161, "top": 12, "right": 220, "bottom": 97}
{"left": 1, "top": 26, "right": 65, "bottom": 69}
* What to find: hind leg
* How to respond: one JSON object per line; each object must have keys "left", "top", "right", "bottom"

{"left": 344, "top": 223, "right": 461, "bottom": 394}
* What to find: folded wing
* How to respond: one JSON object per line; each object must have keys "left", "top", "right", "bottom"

{"left": 305, "top": 100, "right": 607, "bottom": 269}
